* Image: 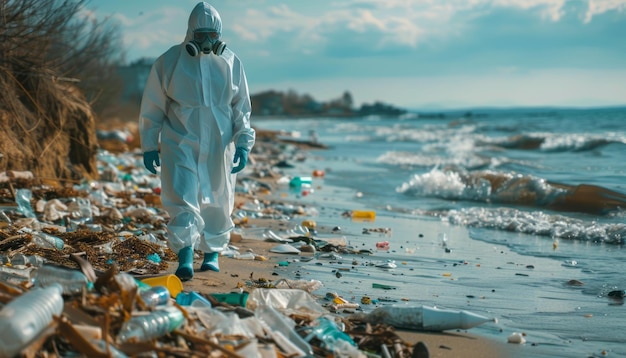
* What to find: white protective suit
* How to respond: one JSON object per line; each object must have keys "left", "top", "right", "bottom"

{"left": 139, "top": 2, "right": 255, "bottom": 255}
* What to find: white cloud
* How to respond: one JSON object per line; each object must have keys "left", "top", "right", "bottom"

{"left": 584, "top": 0, "right": 626, "bottom": 22}
{"left": 491, "top": 0, "right": 566, "bottom": 21}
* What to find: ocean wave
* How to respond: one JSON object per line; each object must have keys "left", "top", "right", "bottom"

{"left": 483, "top": 133, "right": 625, "bottom": 152}
{"left": 397, "top": 167, "right": 626, "bottom": 215}
{"left": 376, "top": 151, "right": 496, "bottom": 170}
{"left": 430, "top": 207, "right": 626, "bottom": 244}
{"left": 343, "top": 122, "right": 476, "bottom": 144}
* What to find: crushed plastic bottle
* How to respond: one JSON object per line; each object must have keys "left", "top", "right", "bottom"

{"left": 15, "top": 188, "right": 36, "bottom": 218}
{"left": 0, "top": 266, "right": 32, "bottom": 286}
{"left": 255, "top": 305, "right": 313, "bottom": 357}
{"left": 305, "top": 316, "right": 358, "bottom": 353}
{"left": 19, "top": 227, "right": 64, "bottom": 250}
{"left": 234, "top": 252, "right": 256, "bottom": 260}
{"left": 117, "top": 306, "right": 184, "bottom": 343}
{"left": 0, "top": 283, "right": 64, "bottom": 358}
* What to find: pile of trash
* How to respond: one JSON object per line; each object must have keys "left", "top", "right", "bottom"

{"left": 0, "top": 263, "right": 423, "bottom": 358}
{"left": 0, "top": 147, "right": 418, "bottom": 357}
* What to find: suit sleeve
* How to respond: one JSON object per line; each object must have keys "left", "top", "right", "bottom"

{"left": 139, "top": 63, "right": 168, "bottom": 152}
{"left": 230, "top": 56, "right": 255, "bottom": 151}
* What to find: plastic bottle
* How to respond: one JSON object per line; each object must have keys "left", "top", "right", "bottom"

{"left": 15, "top": 188, "right": 36, "bottom": 218}
{"left": 31, "top": 264, "right": 90, "bottom": 295}
{"left": 0, "top": 283, "right": 64, "bottom": 358}
{"left": 0, "top": 267, "right": 31, "bottom": 286}
{"left": 176, "top": 291, "right": 212, "bottom": 307}
{"left": 117, "top": 306, "right": 184, "bottom": 343}
{"left": 19, "top": 227, "right": 65, "bottom": 250}
{"left": 137, "top": 285, "right": 171, "bottom": 308}
{"left": 10, "top": 254, "right": 46, "bottom": 267}
{"left": 351, "top": 210, "right": 376, "bottom": 221}
{"left": 209, "top": 291, "right": 249, "bottom": 307}
{"left": 350, "top": 305, "right": 497, "bottom": 332}
{"left": 255, "top": 305, "right": 313, "bottom": 357}
{"left": 305, "top": 316, "right": 357, "bottom": 352}
{"left": 289, "top": 176, "right": 312, "bottom": 188}
{"left": 233, "top": 252, "right": 256, "bottom": 260}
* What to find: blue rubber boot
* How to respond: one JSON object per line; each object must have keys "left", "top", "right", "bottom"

{"left": 175, "top": 246, "right": 194, "bottom": 281}
{"left": 200, "top": 252, "right": 220, "bottom": 272}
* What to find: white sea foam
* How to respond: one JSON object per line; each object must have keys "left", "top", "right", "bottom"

{"left": 440, "top": 207, "right": 626, "bottom": 244}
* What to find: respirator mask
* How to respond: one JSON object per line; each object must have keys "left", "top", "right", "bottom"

{"left": 186, "top": 28, "right": 226, "bottom": 56}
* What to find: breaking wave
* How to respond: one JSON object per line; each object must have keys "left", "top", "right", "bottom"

{"left": 397, "top": 167, "right": 626, "bottom": 215}
{"left": 483, "top": 133, "right": 626, "bottom": 152}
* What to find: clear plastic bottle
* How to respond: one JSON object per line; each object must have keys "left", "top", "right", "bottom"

{"left": 15, "top": 188, "right": 36, "bottom": 218}
{"left": 19, "top": 227, "right": 64, "bottom": 250}
{"left": 31, "top": 264, "right": 90, "bottom": 296}
{"left": 0, "top": 283, "right": 64, "bottom": 358}
{"left": 117, "top": 306, "right": 184, "bottom": 343}
{"left": 137, "top": 285, "right": 171, "bottom": 308}
{"left": 11, "top": 254, "right": 46, "bottom": 267}
{"left": 255, "top": 305, "right": 313, "bottom": 356}
{"left": 0, "top": 267, "right": 31, "bottom": 286}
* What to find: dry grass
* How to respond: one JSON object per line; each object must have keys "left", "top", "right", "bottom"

{"left": 0, "top": 67, "right": 99, "bottom": 183}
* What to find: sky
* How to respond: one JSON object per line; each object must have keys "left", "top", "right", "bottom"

{"left": 86, "top": 0, "right": 626, "bottom": 110}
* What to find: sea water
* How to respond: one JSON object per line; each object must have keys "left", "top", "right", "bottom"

{"left": 254, "top": 107, "right": 626, "bottom": 358}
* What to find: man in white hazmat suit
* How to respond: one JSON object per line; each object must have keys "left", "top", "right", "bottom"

{"left": 139, "top": 2, "right": 255, "bottom": 281}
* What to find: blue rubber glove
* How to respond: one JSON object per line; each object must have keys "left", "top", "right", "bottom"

{"left": 231, "top": 147, "right": 249, "bottom": 174}
{"left": 143, "top": 150, "right": 160, "bottom": 174}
